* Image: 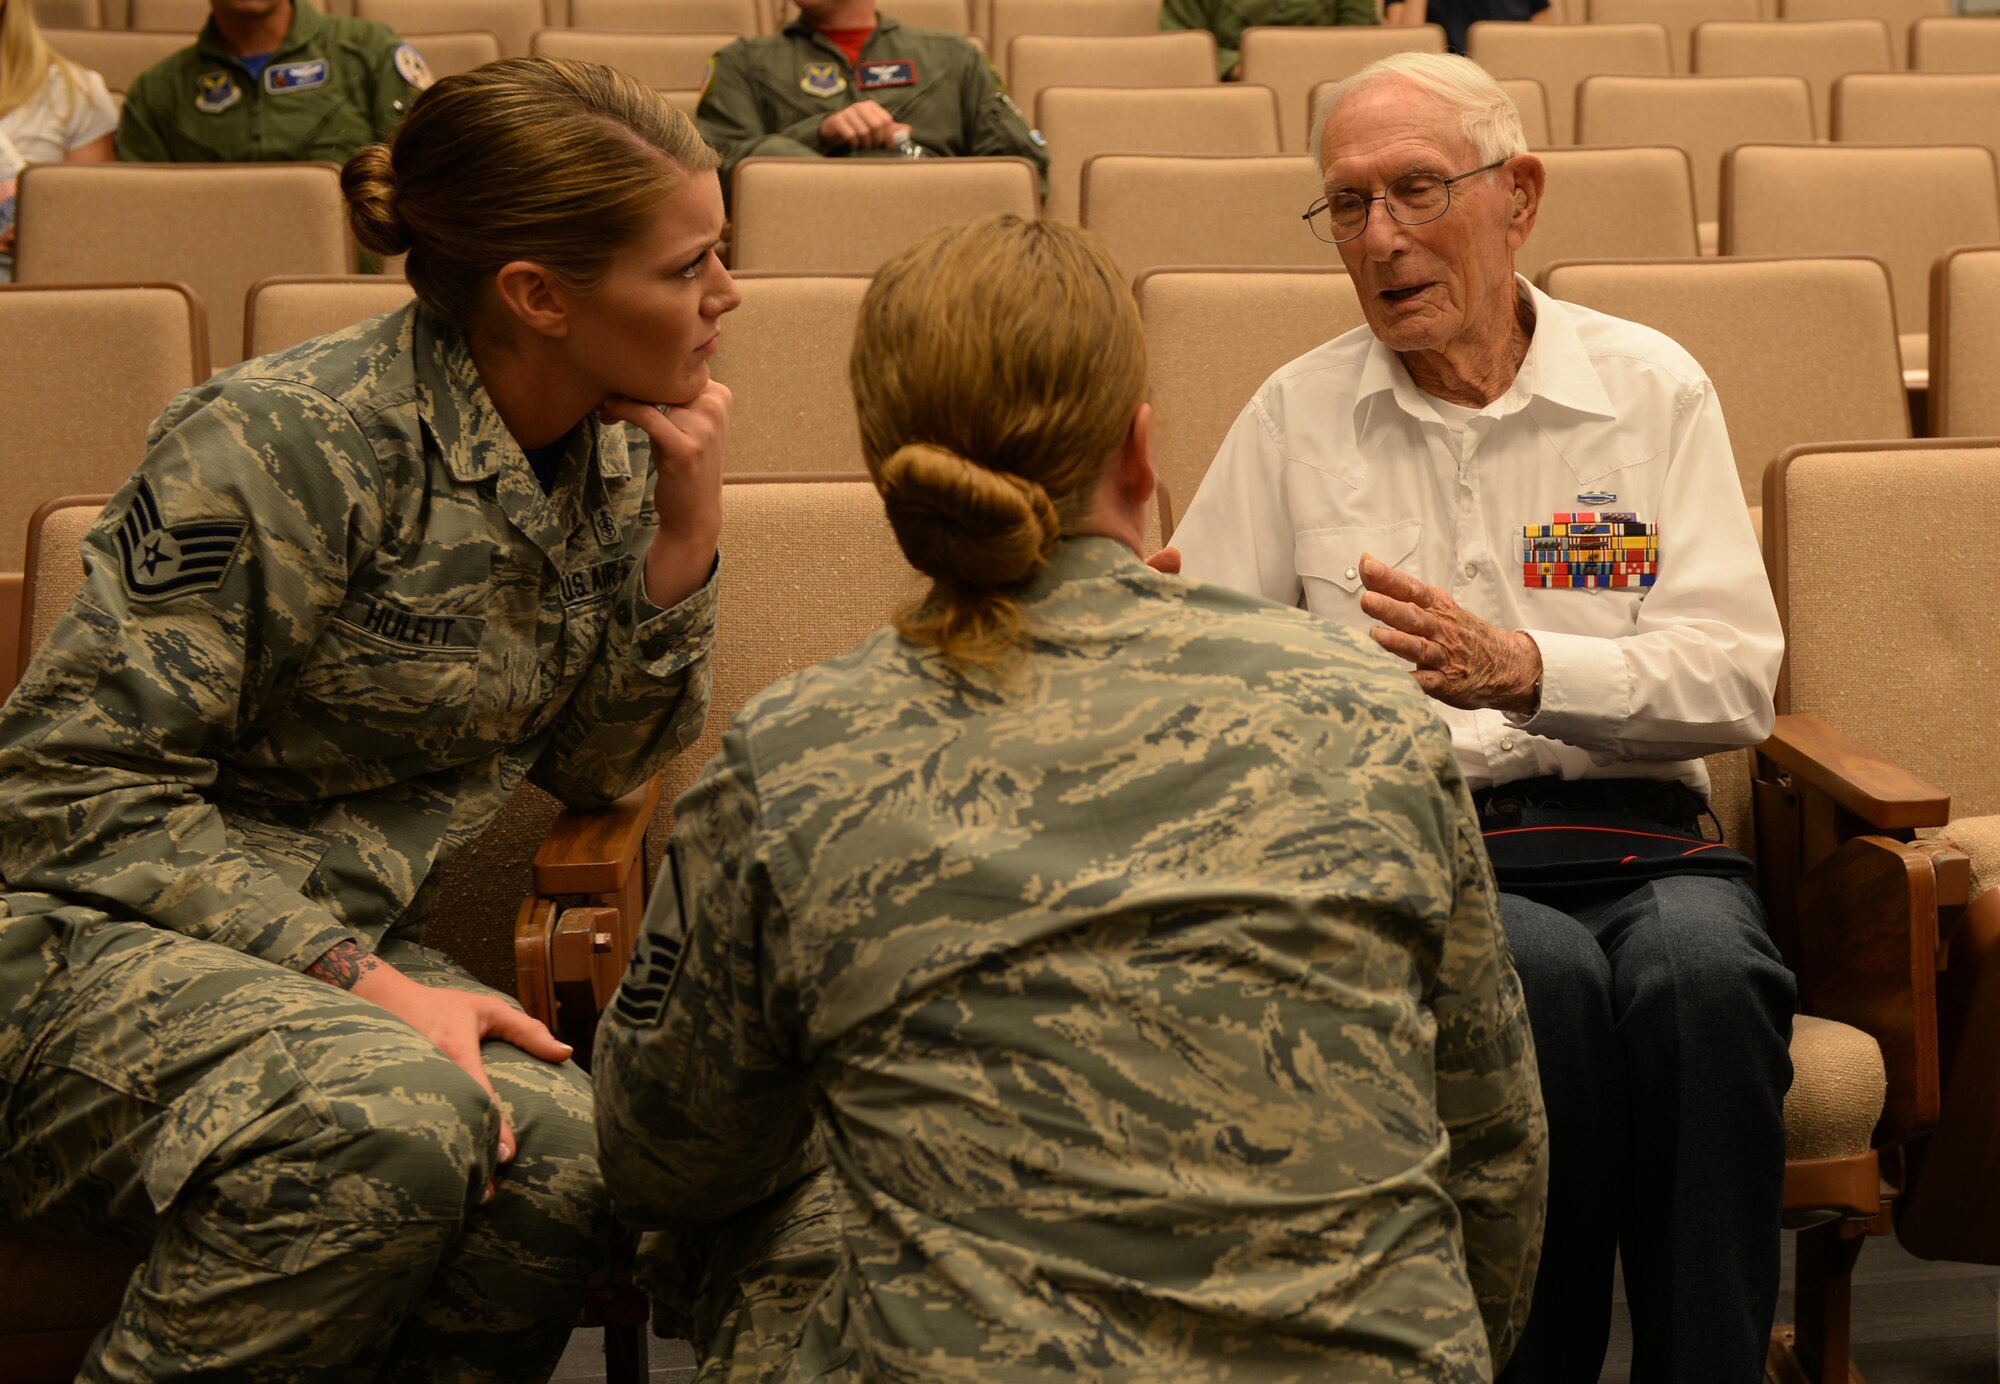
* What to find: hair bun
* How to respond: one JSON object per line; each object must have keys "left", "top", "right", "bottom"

{"left": 877, "top": 443, "right": 1061, "bottom": 589}
{"left": 340, "top": 144, "right": 412, "bottom": 258}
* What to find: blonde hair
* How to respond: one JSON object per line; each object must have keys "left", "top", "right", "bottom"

{"left": 1, "top": 0, "right": 84, "bottom": 123}
{"left": 341, "top": 57, "right": 720, "bottom": 326}
{"left": 850, "top": 215, "right": 1148, "bottom": 673}
{"left": 1310, "top": 51, "right": 1527, "bottom": 171}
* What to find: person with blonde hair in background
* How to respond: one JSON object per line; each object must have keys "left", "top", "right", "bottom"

{"left": 0, "top": 0, "right": 116, "bottom": 278}
{"left": 596, "top": 212, "right": 1547, "bottom": 1382}
{"left": 0, "top": 57, "right": 735, "bottom": 1380}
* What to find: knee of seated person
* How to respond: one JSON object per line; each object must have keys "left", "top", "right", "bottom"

{"left": 322, "top": 1067, "right": 497, "bottom": 1222}
{"left": 1498, "top": 892, "right": 1613, "bottom": 1000}
{"left": 1615, "top": 878, "right": 1796, "bottom": 1011}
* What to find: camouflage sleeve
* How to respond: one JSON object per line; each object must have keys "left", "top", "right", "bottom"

{"left": 1428, "top": 761, "right": 1549, "bottom": 1371}
{"left": 697, "top": 41, "right": 821, "bottom": 181}
{"left": 1157, "top": 0, "right": 1235, "bottom": 76}
{"left": 0, "top": 382, "right": 380, "bottom": 972}
{"left": 594, "top": 725, "right": 815, "bottom": 1226}
{"left": 114, "top": 72, "right": 175, "bottom": 161}
{"left": 528, "top": 433, "right": 716, "bottom": 810}
{"left": 962, "top": 49, "right": 1048, "bottom": 189}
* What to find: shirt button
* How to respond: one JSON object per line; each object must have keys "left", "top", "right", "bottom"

{"left": 1500, "top": 738, "right": 1516, "bottom": 752}
{"left": 1344, "top": 566, "right": 1357, "bottom": 581}
{"left": 1464, "top": 562, "right": 1478, "bottom": 579}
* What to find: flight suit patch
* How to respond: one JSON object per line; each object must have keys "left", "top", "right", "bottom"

{"left": 195, "top": 71, "right": 241, "bottom": 114}
{"left": 801, "top": 61, "right": 846, "bottom": 97}
{"left": 856, "top": 59, "right": 917, "bottom": 90}
{"left": 394, "top": 44, "right": 433, "bottom": 91}
{"left": 115, "top": 478, "right": 247, "bottom": 600}
{"left": 264, "top": 58, "right": 329, "bottom": 94}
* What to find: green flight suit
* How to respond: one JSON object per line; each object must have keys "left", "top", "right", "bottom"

{"left": 1160, "top": 0, "right": 1379, "bottom": 76}
{"left": 696, "top": 16, "right": 1047, "bottom": 190}
{"left": 116, "top": 0, "right": 429, "bottom": 164}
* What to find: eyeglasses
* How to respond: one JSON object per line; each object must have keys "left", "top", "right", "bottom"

{"left": 1301, "top": 159, "right": 1512, "bottom": 244}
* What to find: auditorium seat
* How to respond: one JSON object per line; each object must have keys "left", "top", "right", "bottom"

{"left": 1136, "top": 268, "right": 1366, "bottom": 521}
{"left": 1007, "top": 32, "right": 1216, "bottom": 130}
{"left": 30, "top": 0, "right": 98, "bottom": 28}
{"left": 662, "top": 88, "right": 700, "bottom": 117}
{"left": 1538, "top": 257, "right": 1907, "bottom": 513}
{"left": 566, "top": 0, "right": 760, "bottom": 33}
{"left": 125, "top": 0, "right": 209, "bottom": 28}
{"left": 1691, "top": 18, "right": 1891, "bottom": 136}
{"left": 1584, "top": 0, "right": 1759, "bottom": 73}
{"left": 531, "top": 28, "right": 736, "bottom": 87}
{"left": 986, "top": 0, "right": 1159, "bottom": 82}
{"left": 1910, "top": 15, "right": 2000, "bottom": 71}
{"left": 44, "top": 28, "right": 192, "bottom": 92}
{"left": 1832, "top": 73, "right": 2000, "bottom": 179}
{"left": 1928, "top": 245, "right": 2000, "bottom": 437}
{"left": 1081, "top": 153, "right": 1323, "bottom": 283}
{"left": 407, "top": 29, "right": 503, "bottom": 76}
{"left": 243, "top": 275, "right": 415, "bottom": 359}
{"left": 1306, "top": 74, "right": 1550, "bottom": 151}
{"left": 1721, "top": 142, "right": 2000, "bottom": 389}
{"left": 729, "top": 157, "right": 1039, "bottom": 271}
{"left": 707, "top": 275, "right": 869, "bottom": 473}
{"left": 1465, "top": 21, "right": 1672, "bottom": 144}
{"left": 1038, "top": 85, "right": 1282, "bottom": 223}
{"left": 1780, "top": 0, "right": 1948, "bottom": 66}
{"left": 15, "top": 163, "right": 350, "bottom": 371}
{"left": 1576, "top": 73, "right": 1813, "bottom": 254}
{"left": 1237, "top": 24, "right": 1446, "bottom": 152}
{"left": 356, "top": 0, "right": 539, "bottom": 54}
{"left": 1517, "top": 146, "right": 1698, "bottom": 282}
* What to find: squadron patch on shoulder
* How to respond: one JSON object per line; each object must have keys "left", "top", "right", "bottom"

{"left": 393, "top": 44, "right": 434, "bottom": 91}
{"left": 611, "top": 851, "right": 687, "bottom": 1030}
{"left": 264, "top": 58, "right": 329, "bottom": 94}
{"left": 699, "top": 56, "right": 715, "bottom": 101}
{"left": 800, "top": 60, "right": 846, "bottom": 98}
{"left": 195, "top": 70, "right": 241, "bottom": 114}
{"left": 115, "top": 478, "right": 247, "bottom": 601}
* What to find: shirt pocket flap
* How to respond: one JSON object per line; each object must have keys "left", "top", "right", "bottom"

{"left": 1295, "top": 520, "right": 1422, "bottom": 595}
{"left": 142, "top": 1029, "right": 316, "bottom": 1216}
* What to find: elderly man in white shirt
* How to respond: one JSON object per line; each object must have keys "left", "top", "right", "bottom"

{"left": 1169, "top": 51, "right": 1793, "bottom": 1384}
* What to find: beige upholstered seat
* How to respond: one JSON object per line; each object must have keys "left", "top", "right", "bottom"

{"left": 1780, "top": 0, "right": 1948, "bottom": 66}
{"left": 43, "top": 28, "right": 191, "bottom": 92}
{"left": 1466, "top": 21, "right": 1672, "bottom": 144}
{"left": 1690, "top": 18, "right": 1891, "bottom": 137}
{"left": 126, "top": 0, "right": 208, "bottom": 28}
{"left": 986, "top": 0, "right": 1158, "bottom": 82}
{"left": 1007, "top": 33, "right": 1216, "bottom": 132}
{"left": 1539, "top": 258, "right": 1908, "bottom": 509}
{"left": 662, "top": 88, "right": 700, "bottom": 118}
{"left": 567, "top": 0, "right": 759, "bottom": 31}
{"left": 18, "top": 498, "right": 107, "bottom": 674}
{"left": 708, "top": 274, "right": 869, "bottom": 473}
{"left": 728, "top": 158, "right": 1039, "bottom": 271}
{"left": 243, "top": 275, "right": 415, "bottom": 359}
{"left": 1576, "top": 74, "right": 1812, "bottom": 254}
{"left": 1239, "top": 24, "right": 1446, "bottom": 152}
{"left": 1910, "top": 15, "right": 2000, "bottom": 71}
{"left": 1037, "top": 85, "right": 1282, "bottom": 223}
{"left": 1306, "top": 75, "right": 1550, "bottom": 151}
{"left": 530, "top": 28, "right": 737, "bottom": 86}
{"left": 1786, "top": 1016, "right": 1891, "bottom": 1161}
{"left": 1929, "top": 245, "right": 2000, "bottom": 438}
{"left": 14, "top": 163, "right": 351, "bottom": 371}
{"left": 1080, "top": 154, "right": 1325, "bottom": 282}
{"left": 404, "top": 29, "right": 503, "bottom": 76}
{"left": 1585, "top": 0, "right": 1760, "bottom": 72}
{"left": 1517, "top": 146, "right": 1698, "bottom": 283}
{"left": 1832, "top": 73, "right": 2000, "bottom": 183}
{"left": 31, "top": 0, "right": 99, "bottom": 25}
{"left": 1722, "top": 143, "right": 2000, "bottom": 389}
{"left": 1135, "top": 268, "right": 1366, "bottom": 523}
{"left": 355, "top": 0, "right": 539, "bottom": 54}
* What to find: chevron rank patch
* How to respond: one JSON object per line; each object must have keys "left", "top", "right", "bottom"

{"left": 612, "top": 851, "right": 686, "bottom": 1029}
{"left": 115, "top": 478, "right": 247, "bottom": 601}
{"left": 1521, "top": 511, "right": 1657, "bottom": 589}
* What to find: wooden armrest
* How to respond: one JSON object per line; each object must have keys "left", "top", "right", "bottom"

{"left": 1759, "top": 714, "right": 1950, "bottom": 832}
{"left": 532, "top": 776, "right": 663, "bottom": 896}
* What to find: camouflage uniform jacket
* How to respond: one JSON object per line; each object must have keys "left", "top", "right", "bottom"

{"left": 597, "top": 537, "right": 1546, "bottom": 1382}
{"left": 117, "top": 0, "right": 427, "bottom": 163}
{"left": 695, "top": 16, "right": 1047, "bottom": 183}
{"left": 0, "top": 301, "right": 716, "bottom": 995}
{"left": 1158, "top": 0, "right": 1378, "bottom": 76}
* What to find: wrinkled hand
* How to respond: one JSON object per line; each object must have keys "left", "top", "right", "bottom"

{"left": 1146, "top": 546, "right": 1182, "bottom": 575}
{"left": 351, "top": 961, "right": 573, "bottom": 1204}
{"left": 820, "top": 100, "right": 910, "bottom": 149}
{"left": 1358, "top": 555, "right": 1541, "bottom": 713}
{"left": 600, "top": 381, "right": 730, "bottom": 610}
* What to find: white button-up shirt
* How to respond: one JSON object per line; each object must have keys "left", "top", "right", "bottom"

{"left": 1172, "top": 278, "right": 1782, "bottom": 795}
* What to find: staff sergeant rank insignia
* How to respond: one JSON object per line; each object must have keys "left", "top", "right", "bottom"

{"left": 195, "top": 70, "right": 240, "bottom": 113}
{"left": 116, "top": 478, "right": 247, "bottom": 600}
{"left": 265, "top": 58, "right": 329, "bottom": 93}
{"left": 801, "top": 60, "right": 846, "bottom": 97}
{"left": 857, "top": 59, "right": 917, "bottom": 89}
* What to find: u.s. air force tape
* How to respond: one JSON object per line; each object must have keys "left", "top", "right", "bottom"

{"left": 612, "top": 848, "right": 688, "bottom": 1029}
{"left": 115, "top": 477, "right": 247, "bottom": 601}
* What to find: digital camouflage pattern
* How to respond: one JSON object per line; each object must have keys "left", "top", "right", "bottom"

{"left": 695, "top": 16, "right": 1048, "bottom": 187}
{"left": 597, "top": 536, "right": 1547, "bottom": 1383}
{"left": 1158, "top": 0, "right": 1379, "bottom": 77}
{"left": 0, "top": 299, "right": 716, "bottom": 1379}
{"left": 117, "top": 0, "right": 426, "bottom": 164}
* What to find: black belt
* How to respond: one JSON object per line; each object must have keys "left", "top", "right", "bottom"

{"left": 1472, "top": 776, "right": 1713, "bottom": 839}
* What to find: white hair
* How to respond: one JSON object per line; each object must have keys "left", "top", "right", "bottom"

{"left": 1308, "top": 51, "right": 1528, "bottom": 174}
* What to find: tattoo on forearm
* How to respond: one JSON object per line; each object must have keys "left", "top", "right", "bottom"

{"left": 306, "top": 940, "right": 381, "bottom": 990}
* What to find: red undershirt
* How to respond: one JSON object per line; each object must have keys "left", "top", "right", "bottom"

{"left": 820, "top": 24, "right": 875, "bottom": 66}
